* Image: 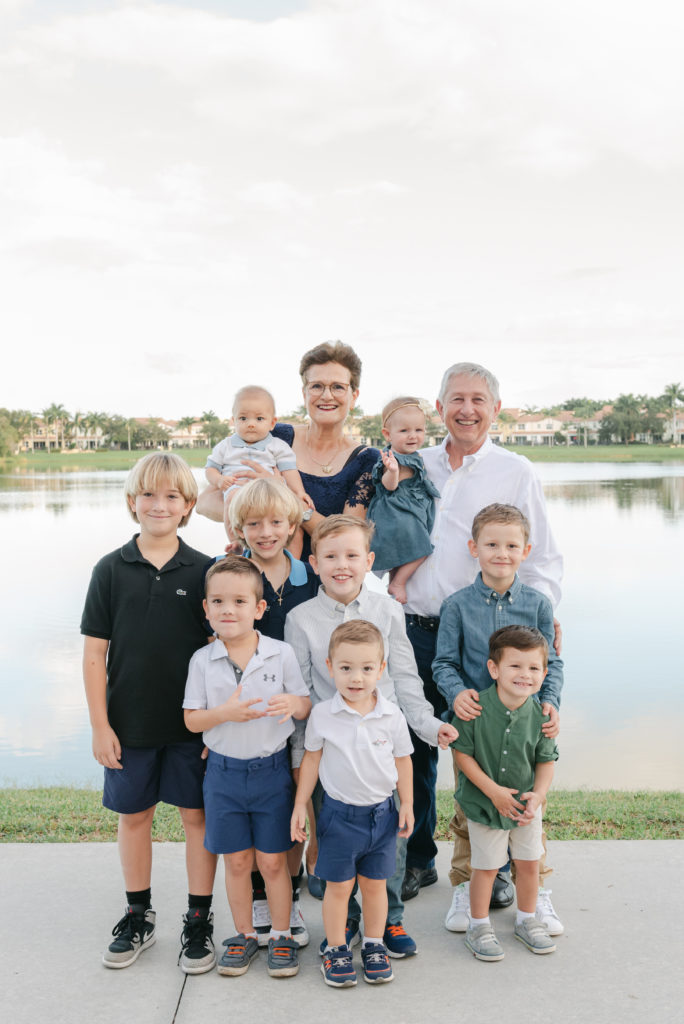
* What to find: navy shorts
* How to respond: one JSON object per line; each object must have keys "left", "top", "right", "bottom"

{"left": 315, "top": 793, "right": 399, "bottom": 883}
{"left": 102, "top": 740, "right": 206, "bottom": 814}
{"left": 203, "top": 747, "right": 294, "bottom": 855}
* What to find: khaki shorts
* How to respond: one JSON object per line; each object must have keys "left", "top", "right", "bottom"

{"left": 467, "top": 808, "right": 543, "bottom": 869}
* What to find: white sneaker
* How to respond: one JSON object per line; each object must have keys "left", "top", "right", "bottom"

{"left": 535, "top": 888, "right": 564, "bottom": 936}
{"left": 252, "top": 898, "right": 272, "bottom": 947}
{"left": 289, "top": 897, "right": 310, "bottom": 947}
{"left": 445, "top": 882, "right": 470, "bottom": 932}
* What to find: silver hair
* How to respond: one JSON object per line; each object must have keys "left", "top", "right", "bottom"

{"left": 437, "top": 362, "right": 500, "bottom": 405}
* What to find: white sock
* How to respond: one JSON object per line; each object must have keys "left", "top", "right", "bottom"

{"left": 244, "top": 931, "right": 257, "bottom": 940}
{"left": 516, "top": 910, "right": 535, "bottom": 925}
{"left": 469, "top": 916, "right": 490, "bottom": 927}
{"left": 269, "top": 928, "right": 292, "bottom": 940}
{"left": 362, "top": 936, "right": 383, "bottom": 947}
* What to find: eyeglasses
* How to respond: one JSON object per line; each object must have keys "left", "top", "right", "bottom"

{"left": 305, "top": 382, "right": 351, "bottom": 398}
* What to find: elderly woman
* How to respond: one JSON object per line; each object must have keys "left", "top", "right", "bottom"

{"left": 197, "top": 341, "right": 378, "bottom": 558}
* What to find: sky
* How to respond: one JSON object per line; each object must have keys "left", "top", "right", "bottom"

{"left": 2, "top": 0, "right": 683, "bottom": 420}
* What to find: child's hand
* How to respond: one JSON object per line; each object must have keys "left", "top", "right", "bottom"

{"left": 540, "top": 703, "right": 560, "bottom": 738}
{"left": 291, "top": 802, "right": 308, "bottom": 843}
{"left": 380, "top": 450, "right": 400, "bottom": 490}
{"left": 266, "top": 693, "right": 299, "bottom": 724}
{"left": 397, "top": 802, "right": 415, "bottom": 837}
{"left": 218, "top": 475, "right": 236, "bottom": 492}
{"left": 514, "top": 791, "right": 542, "bottom": 824}
{"left": 491, "top": 785, "right": 526, "bottom": 820}
{"left": 453, "top": 689, "right": 482, "bottom": 721}
{"left": 92, "top": 724, "right": 122, "bottom": 769}
{"left": 221, "top": 684, "right": 266, "bottom": 722}
{"left": 437, "top": 723, "right": 459, "bottom": 749}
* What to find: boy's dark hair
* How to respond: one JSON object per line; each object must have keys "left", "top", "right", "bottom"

{"left": 299, "top": 341, "right": 363, "bottom": 392}
{"left": 488, "top": 625, "right": 548, "bottom": 668}
{"left": 311, "top": 513, "right": 375, "bottom": 555}
{"left": 328, "top": 620, "right": 385, "bottom": 661}
{"left": 205, "top": 555, "right": 264, "bottom": 601}
{"left": 472, "top": 503, "right": 530, "bottom": 544}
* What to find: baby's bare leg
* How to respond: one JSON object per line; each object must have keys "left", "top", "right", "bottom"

{"left": 196, "top": 486, "right": 225, "bottom": 523}
{"left": 388, "top": 556, "right": 428, "bottom": 604}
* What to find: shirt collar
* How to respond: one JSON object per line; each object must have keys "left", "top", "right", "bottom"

{"left": 440, "top": 434, "right": 493, "bottom": 469}
{"left": 121, "top": 534, "right": 194, "bottom": 568}
{"left": 208, "top": 630, "right": 278, "bottom": 666}
{"left": 230, "top": 432, "right": 272, "bottom": 451}
{"left": 330, "top": 688, "right": 393, "bottom": 719}
{"left": 318, "top": 582, "right": 366, "bottom": 614}
{"left": 474, "top": 571, "right": 523, "bottom": 603}
{"left": 485, "top": 683, "right": 534, "bottom": 720}
{"left": 241, "top": 548, "right": 309, "bottom": 586}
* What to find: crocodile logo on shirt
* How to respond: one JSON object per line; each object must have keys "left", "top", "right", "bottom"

{"left": 176, "top": 589, "right": 187, "bottom": 596}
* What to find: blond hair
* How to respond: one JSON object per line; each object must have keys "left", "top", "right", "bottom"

{"left": 310, "top": 514, "right": 375, "bottom": 555}
{"left": 232, "top": 385, "right": 276, "bottom": 415}
{"left": 125, "top": 453, "right": 197, "bottom": 527}
{"left": 229, "top": 477, "right": 303, "bottom": 535}
{"left": 328, "top": 619, "right": 385, "bottom": 661}
{"left": 381, "top": 395, "right": 425, "bottom": 429}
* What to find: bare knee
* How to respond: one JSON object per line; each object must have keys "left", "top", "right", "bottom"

{"left": 119, "top": 806, "right": 156, "bottom": 832}
{"left": 225, "top": 849, "right": 254, "bottom": 878}
{"left": 179, "top": 807, "right": 205, "bottom": 831}
{"left": 255, "top": 851, "right": 287, "bottom": 881}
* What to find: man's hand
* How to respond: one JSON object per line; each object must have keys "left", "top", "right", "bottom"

{"left": 490, "top": 785, "right": 525, "bottom": 819}
{"left": 398, "top": 802, "right": 415, "bottom": 837}
{"left": 453, "top": 689, "right": 482, "bottom": 721}
{"left": 221, "top": 684, "right": 266, "bottom": 722}
{"left": 540, "top": 703, "right": 560, "bottom": 738}
{"left": 92, "top": 724, "right": 122, "bottom": 769}
{"left": 553, "top": 618, "right": 562, "bottom": 656}
{"left": 437, "top": 723, "right": 459, "bottom": 748}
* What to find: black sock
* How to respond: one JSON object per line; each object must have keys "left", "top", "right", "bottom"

{"left": 251, "top": 870, "right": 266, "bottom": 901}
{"left": 126, "top": 888, "right": 151, "bottom": 909}
{"left": 291, "top": 869, "right": 303, "bottom": 898}
{"left": 188, "top": 894, "right": 213, "bottom": 915}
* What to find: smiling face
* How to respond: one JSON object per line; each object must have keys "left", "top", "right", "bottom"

{"left": 303, "top": 361, "right": 358, "bottom": 427}
{"left": 232, "top": 396, "right": 277, "bottom": 444}
{"left": 326, "top": 640, "right": 386, "bottom": 711}
{"left": 487, "top": 646, "right": 547, "bottom": 711}
{"left": 382, "top": 405, "right": 426, "bottom": 454}
{"left": 128, "top": 482, "right": 193, "bottom": 540}
{"left": 468, "top": 522, "right": 531, "bottom": 593}
{"left": 309, "top": 527, "right": 374, "bottom": 605}
{"left": 436, "top": 373, "right": 500, "bottom": 455}
{"left": 237, "top": 511, "right": 293, "bottom": 565}
{"left": 203, "top": 572, "right": 266, "bottom": 643}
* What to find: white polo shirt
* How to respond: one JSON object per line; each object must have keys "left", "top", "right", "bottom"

{"left": 183, "top": 633, "right": 309, "bottom": 759}
{"left": 304, "top": 691, "right": 414, "bottom": 806}
{"left": 206, "top": 433, "right": 298, "bottom": 475}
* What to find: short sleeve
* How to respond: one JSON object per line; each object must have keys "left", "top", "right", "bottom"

{"left": 280, "top": 642, "right": 310, "bottom": 697}
{"left": 534, "top": 729, "right": 559, "bottom": 764}
{"left": 451, "top": 716, "right": 475, "bottom": 757}
{"left": 182, "top": 648, "right": 209, "bottom": 710}
{"left": 80, "top": 558, "right": 113, "bottom": 640}
{"left": 391, "top": 709, "right": 414, "bottom": 758}
{"left": 304, "top": 706, "right": 324, "bottom": 751}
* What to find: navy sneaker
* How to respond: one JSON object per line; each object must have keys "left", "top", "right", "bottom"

{"left": 319, "top": 918, "right": 361, "bottom": 955}
{"left": 321, "top": 943, "right": 357, "bottom": 987}
{"left": 383, "top": 923, "right": 417, "bottom": 958}
{"left": 217, "top": 933, "right": 259, "bottom": 976}
{"left": 361, "top": 942, "right": 393, "bottom": 984}
{"left": 267, "top": 935, "right": 300, "bottom": 977}
{"left": 103, "top": 906, "right": 156, "bottom": 969}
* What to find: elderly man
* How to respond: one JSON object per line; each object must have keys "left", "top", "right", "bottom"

{"left": 401, "top": 362, "right": 563, "bottom": 932}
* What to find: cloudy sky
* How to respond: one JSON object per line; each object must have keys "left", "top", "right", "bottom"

{"left": 2, "top": 0, "right": 683, "bottom": 420}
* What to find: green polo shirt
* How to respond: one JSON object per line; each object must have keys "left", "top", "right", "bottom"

{"left": 451, "top": 684, "right": 558, "bottom": 831}
{"left": 81, "top": 535, "right": 211, "bottom": 748}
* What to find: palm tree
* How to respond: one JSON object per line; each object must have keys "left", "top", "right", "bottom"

{"left": 42, "top": 403, "right": 69, "bottom": 450}
{"left": 177, "top": 415, "right": 197, "bottom": 448}
{"left": 661, "top": 382, "right": 684, "bottom": 444}
{"left": 86, "top": 411, "right": 109, "bottom": 449}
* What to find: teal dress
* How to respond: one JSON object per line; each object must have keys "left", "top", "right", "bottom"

{"left": 367, "top": 449, "right": 441, "bottom": 572}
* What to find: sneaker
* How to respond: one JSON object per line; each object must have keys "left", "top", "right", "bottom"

{"left": 465, "top": 922, "right": 505, "bottom": 962}
{"left": 179, "top": 910, "right": 216, "bottom": 974}
{"left": 267, "top": 935, "right": 299, "bottom": 977}
{"left": 445, "top": 882, "right": 470, "bottom": 933}
{"left": 514, "top": 916, "right": 556, "bottom": 955}
{"left": 321, "top": 943, "right": 357, "bottom": 987}
{"left": 361, "top": 942, "right": 394, "bottom": 984}
{"left": 319, "top": 918, "right": 361, "bottom": 955}
{"left": 217, "top": 933, "right": 259, "bottom": 976}
{"left": 383, "top": 923, "right": 417, "bottom": 958}
{"left": 535, "top": 888, "right": 565, "bottom": 936}
{"left": 102, "top": 906, "right": 156, "bottom": 969}
{"left": 253, "top": 898, "right": 272, "bottom": 947}
{"left": 289, "top": 897, "right": 310, "bottom": 947}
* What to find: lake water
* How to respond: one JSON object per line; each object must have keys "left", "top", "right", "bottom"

{"left": 1, "top": 463, "right": 683, "bottom": 791}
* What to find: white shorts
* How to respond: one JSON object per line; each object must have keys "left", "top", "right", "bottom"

{"left": 467, "top": 807, "right": 543, "bottom": 869}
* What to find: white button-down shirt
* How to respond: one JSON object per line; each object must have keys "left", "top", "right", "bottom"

{"left": 404, "top": 437, "right": 563, "bottom": 616}
{"left": 305, "top": 690, "right": 413, "bottom": 805}
{"left": 285, "top": 585, "right": 441, "bottom": 745}
{"left": 183, "top": 633, "right": 309, "bottom": 759}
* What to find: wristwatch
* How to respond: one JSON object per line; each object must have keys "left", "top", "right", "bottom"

{"left": 301, "top": 508, "right": 314, "bottom": 522}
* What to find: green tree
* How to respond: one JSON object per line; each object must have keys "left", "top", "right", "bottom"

{"left": 661, "top": 382, "right": 684, "bottom": 444}
{"left": 42, "top": 403, "right": 69, "bottom": 450}
{"left": 356, "top": 414, "right": 383, "bottom": 446}
{"left": 200, "top": 410, "right": 228, "bottom": 447}
{"left": 0, "top": 414, "right": 18, "bottom": 456}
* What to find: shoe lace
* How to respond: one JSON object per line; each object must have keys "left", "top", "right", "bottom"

{"left": 271, "top": 940, "right": 295, "bottom": 959}
{"left": 180, "top": 914, "right": 212, "bottom": 952}
{"left": 364, "top": 950, "right": 389, "bottom": 965}
{"left": 536, "top": 889, "right": 557, "bottom": 918}
{"left": 223, "top": 938, "right": 247, "bottom": 955}
{"left": 112, "top": 910, "right": 143, "bottom": 941}
{"left": 385, "top": 924, "right": 407, "bottom": 938}
{"left": 329, "top": 948, "right": 353, "bottom": 968}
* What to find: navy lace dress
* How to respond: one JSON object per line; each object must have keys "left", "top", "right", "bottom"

{"left": 367, "top": 448, "right": 441, "bottom": 572}
{"left": 273, "top": 423, "right": 379, "bottom": 560}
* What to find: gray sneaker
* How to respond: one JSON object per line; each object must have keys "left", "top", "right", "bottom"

{"left": 514, "top": 916, "right": 557, "bottom": 955}
{"left": 267, "top": 935, "right": 300, "bottom": 977}
{"left": 465, "top": 922, "right": 504, "bottom": 962}
{"left": 103, "top": 906, "right": 156, "bottom": 969}
{"left": 217, "top": 933, "right": 259, "bottom": 975}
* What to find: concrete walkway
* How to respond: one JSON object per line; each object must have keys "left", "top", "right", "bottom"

{"left": 2, "top": 840, "right": 682, "bottom": 1024}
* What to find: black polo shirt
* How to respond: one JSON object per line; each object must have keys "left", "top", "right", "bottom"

{"left": 81, "top": 535, "right": 211, "bottom": 748}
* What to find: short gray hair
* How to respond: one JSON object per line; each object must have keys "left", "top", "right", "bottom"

{"left": 438, "top": 362, "right": 500, "bottom": 405}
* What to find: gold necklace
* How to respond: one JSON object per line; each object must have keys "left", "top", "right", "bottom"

{"left": 305, "top": 429, "right": 344, "bottom": 474}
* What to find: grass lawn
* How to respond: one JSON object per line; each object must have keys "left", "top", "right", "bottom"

{"left": 1, "top": 788, "right": 681, "bottom": 842}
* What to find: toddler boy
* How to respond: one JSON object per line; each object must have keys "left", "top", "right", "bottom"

{"left": 452, "top": 625, "right": 559, "bottom": 961}
{"left": 432, "top": 503, "right": 564, "bottom": 935}
{"left": 81, "top": 453, "right": 217, "bottom": 973}
{"left": 285, "top": 514, "right": 457, "bottom": 957}
{"left": 291, "top": 620, "right": 414, "bottom": 987}
{"left": 183, "top": 556, "right": 311, "bottom": 978}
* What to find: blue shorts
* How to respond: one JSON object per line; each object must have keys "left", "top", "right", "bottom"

{"left": 102, "top": 740, "right": 206, "bottom": 814}
{"left": 203, "top": 747, "right": 293, "bottom": 855}
{"left": 315, "top": 793, "right": 399, "bottom": 883}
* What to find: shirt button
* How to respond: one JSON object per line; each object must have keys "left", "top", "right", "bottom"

{"left": 501, "top": 768, "right": 506, "bottom": 772}
{"left": 503, "top": 750, "right": 507, "bottom": 755}
{"left": 506, "top": 728, "right": 511, "bottom": 733}
{"left": 506, "top": 711, "right": 510, "bottom": 716}
{"left": 155, "top": 575, "right": 160, "bottom": 580}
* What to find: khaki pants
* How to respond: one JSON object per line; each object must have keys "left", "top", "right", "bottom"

{"left": 449, "top": 749, "right": 552, "bottom": 888}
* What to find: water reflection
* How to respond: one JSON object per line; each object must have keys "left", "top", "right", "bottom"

{"left": 0, "top": 466, "right": 683, "bottom": 790}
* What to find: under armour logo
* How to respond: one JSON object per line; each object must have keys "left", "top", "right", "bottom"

{"left": 264, "top": 674, "right": 276, "bottom": 682}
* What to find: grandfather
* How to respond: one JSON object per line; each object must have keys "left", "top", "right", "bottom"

{"left": 401, "top": 363, "right": 563, "bottom": 911}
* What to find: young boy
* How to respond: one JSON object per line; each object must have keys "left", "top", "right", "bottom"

{"left": 81, "top": 453, "right": 217, "bottom": 973}
{"left": 291, "top": 620, "right": 414, "bottom": 987}
{"left": 183, "top": 556, "right": 311, "bottom": 978}
{"left": 285, "top": 515, "right": 457, "bottom": 957}
{"left": 432, "top": 503, "right": 564, "bottom": 936}
{"left": 204, "top": 386, "right": 311, "bottom": 546}
{"left": 452, "top": 625, "right": 559, "bottom": 961}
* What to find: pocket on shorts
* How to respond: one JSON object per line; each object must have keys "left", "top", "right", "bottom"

{"left": 317, "top": 802, "right": 337, "bottom": 841}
